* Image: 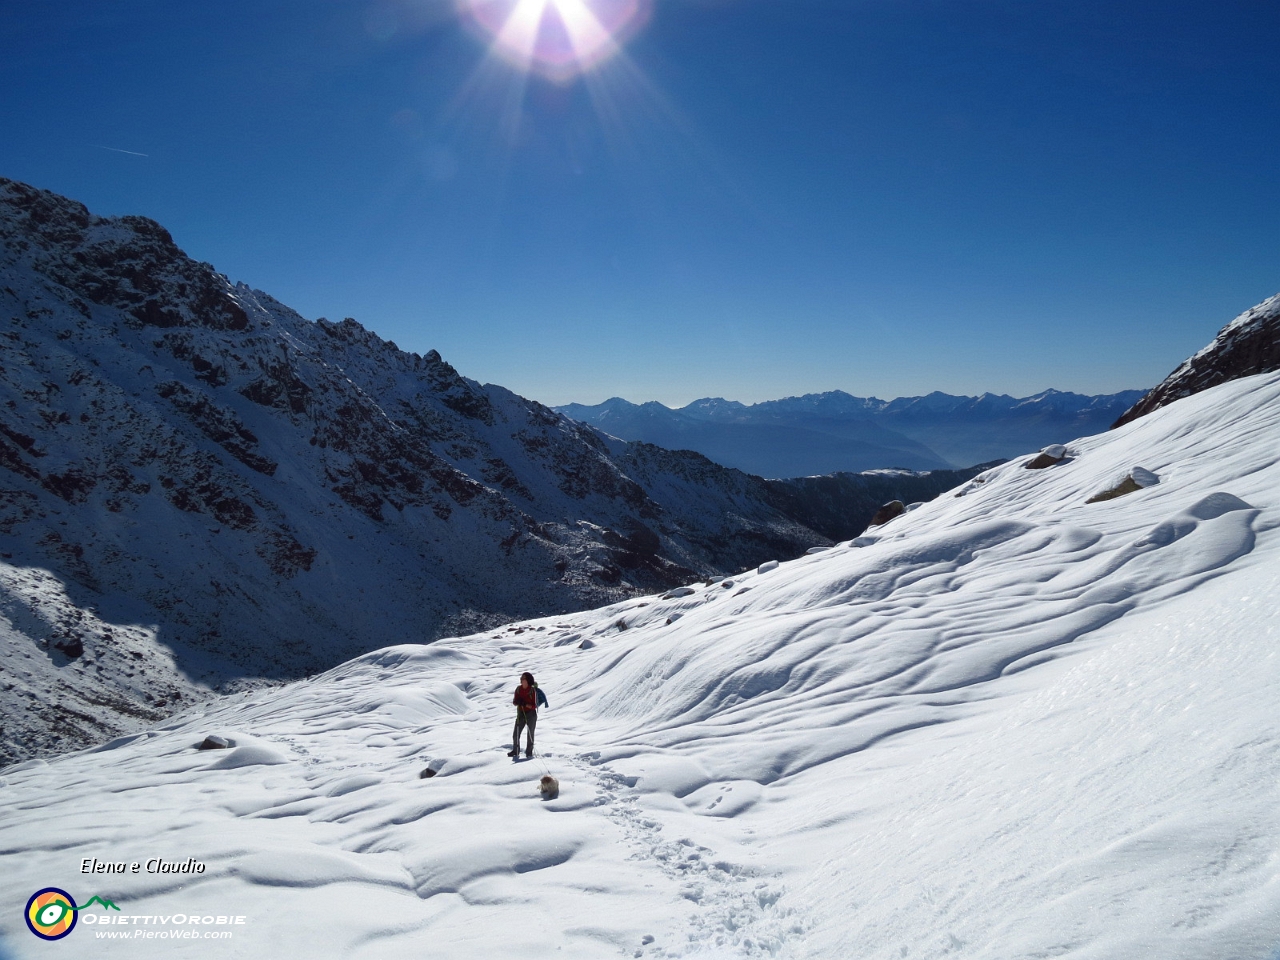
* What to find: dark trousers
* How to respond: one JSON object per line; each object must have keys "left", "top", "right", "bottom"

{"left": 513, "top": 709, "right": 537, "bottom": 755}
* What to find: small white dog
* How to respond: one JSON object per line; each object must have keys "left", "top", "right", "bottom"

{"left": 539, "top": 775, "right": 559, "bottom": 800}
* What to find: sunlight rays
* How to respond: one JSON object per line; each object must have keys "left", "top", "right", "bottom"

{"left": 430, "top": 0, "right": 743, "bottom": 251}
{"left": 458, "top": 0, "right": 649, "bottom": 82}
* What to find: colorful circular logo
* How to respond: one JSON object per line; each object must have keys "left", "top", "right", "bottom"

{"left": 25, "top": 888, "right": 78, "bottom": 940}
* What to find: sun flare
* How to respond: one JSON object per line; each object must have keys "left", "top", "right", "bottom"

{"left": 457, "top": 0, "right": 650, "bottom": 81}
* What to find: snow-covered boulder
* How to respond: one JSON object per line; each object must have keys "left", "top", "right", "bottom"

{"left": 1086, "top": 465, "right": 1161, "bottom": 503}
{"left": 1025, "top": 444, "right": 1069, "bottom": 469}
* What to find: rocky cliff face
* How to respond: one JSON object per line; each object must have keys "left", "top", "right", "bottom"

{"left": 1113, "top": 291, "right": 1280, "bottom": 428}
{"left": 0, "top": 177, "right": 831, "bottom": 763}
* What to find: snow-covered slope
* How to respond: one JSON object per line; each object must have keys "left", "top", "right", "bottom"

{"left": 1115, "top": 290, "right": 1280, "bottom": 427}
{"left": 3, "top": 371, "right": 1277, "bottom": 960}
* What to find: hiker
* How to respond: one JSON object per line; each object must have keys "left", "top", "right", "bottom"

{"left": 509, "top": 671, "right": 548, "bottom": 758}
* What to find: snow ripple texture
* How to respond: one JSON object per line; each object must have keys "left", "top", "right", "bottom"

{"left": 1, "top": 373, "right": 1280, "bottom": 959}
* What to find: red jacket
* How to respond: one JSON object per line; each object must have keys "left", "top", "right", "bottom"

{"left": 513, "top": 685, "right": 538, "bottom": 712}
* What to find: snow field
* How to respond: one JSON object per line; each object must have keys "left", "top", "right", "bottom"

{"left": 1, "top": 372, "right": 1279, "bottom": 959}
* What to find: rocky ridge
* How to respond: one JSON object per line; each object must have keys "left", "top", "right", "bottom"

{"left": 1113, "top": 291, "right": 1280, "bottom": 428}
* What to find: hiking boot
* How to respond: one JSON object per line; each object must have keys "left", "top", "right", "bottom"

{"left": 507, "top": 749, "right": 518, "bottom": 757}
{"left": 525, "top": 750, "right": 533, "bottom": 759}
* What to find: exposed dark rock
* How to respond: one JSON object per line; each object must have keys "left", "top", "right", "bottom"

{"left": 52, "top": 635, "right": 85, "bottom": 659}
{"left": 198, "top": 735, "right": 231, "bottom": 750}
{"left": 240, "top": 369, "right": 311, "bottom": 415}
{"left": 41, "top": 469, "right": 96, "bottom": 502}
{"left": 0, "top": 423, "right": 42, "bottom": 455}
{"left": 3, "top": 179, "right": 253, "bottom": 335}
{"left": 1024, "top": 452, "right": 1065, "bottom": 470}
{"left": 0, "top": 436, "right": 42, "bottom": 481}
{"left": 1086, "top": 477, "right": 1142, "bottom": 503}
{"left": 156, "top": 381, "right": 278, "bottom": 476}
{"left": 1114, "top": 292, "right": 1280, "bottom": 428}
{"left": 869, "top": 500, "right": 906, "bottom": 527}
{"left": 418, "top": 349, "right": 495, "bottom": 423}
{"left": 1086, "top": 467, "right": 1158, "bottom": 504}
{"left": 258, "top": 530, "right": 317, "bottom": 578}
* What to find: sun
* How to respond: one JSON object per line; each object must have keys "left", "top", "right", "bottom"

{"left": 457, "top": 0, "right": 651, "bottom": 82}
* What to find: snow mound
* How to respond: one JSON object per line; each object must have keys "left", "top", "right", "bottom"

{"left": 207, "top": 744, "right": 289, "bottom": 769}
{"left": 1131, "top": 465, "right": 1159, "bottom": 487}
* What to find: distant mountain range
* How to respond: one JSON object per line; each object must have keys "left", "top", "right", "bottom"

{"left": 557, "top": 387, "right": 1148, "bottom": 476}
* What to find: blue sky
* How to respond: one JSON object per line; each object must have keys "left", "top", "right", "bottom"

{"left": 3, "top": 0, "right": 1278, "bottom": 405}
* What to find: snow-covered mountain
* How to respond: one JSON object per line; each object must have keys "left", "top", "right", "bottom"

{"left": 0, "top": 178, "right": 846, "bottom": 765}
{"left": 1114, "top": 290, "right": 1280, "bottom": 427}
{"left": 559, "top": 386, "right": 1146, "bottom": 474}
{"left": 2, "top": 367, "right": 1277, "bottom": 960}
{"left": 0, "top": 179, "right": 1005, "bottom": 768}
